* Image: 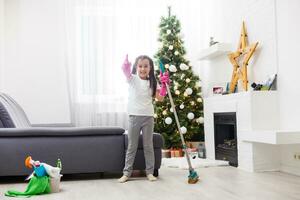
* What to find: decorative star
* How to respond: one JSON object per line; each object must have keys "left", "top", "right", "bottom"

{"left": 228, "top": 21, "right": 258, "bottom": 93}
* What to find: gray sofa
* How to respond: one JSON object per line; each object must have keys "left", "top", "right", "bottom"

{"left": 0, "top": 93, "right": 163, "bottom": 177}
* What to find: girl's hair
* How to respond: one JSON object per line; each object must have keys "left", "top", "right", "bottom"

{"left": 131, "top": 55, "right": 157, "bottom": 97}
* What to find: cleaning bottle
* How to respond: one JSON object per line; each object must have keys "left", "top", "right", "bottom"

{"left": 56, "top": 158, "right": 62, "bottom": 170}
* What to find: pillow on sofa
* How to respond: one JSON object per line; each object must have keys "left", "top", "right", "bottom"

{"left": 0, "top": 118, "right": 4, "bottom": 128}
{"left": 0, "top": 101, "right": 15, "bottom": 128}
{"left": 0, "top": 93, "right": 30, "bottom": 128}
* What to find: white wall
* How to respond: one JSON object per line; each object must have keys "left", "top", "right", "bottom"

{"left": 276, "top": 0, "right": 300, "bottom": 130}
{"left": 3, "top": 0, "right": 71, "bottom": 124}
{"left": 276, "top": 0, "right": 300, "bottom": 175}
{"left": 196, "top": 0, "right": 278, "bottom": 97}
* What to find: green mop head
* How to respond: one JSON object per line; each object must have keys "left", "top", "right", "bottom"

{"left": 188, "top": 170, "right": 199, "bottom": 184}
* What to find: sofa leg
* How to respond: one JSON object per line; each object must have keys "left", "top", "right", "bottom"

{"left": 153, "top": 169, "right": 159, "bottom": 177}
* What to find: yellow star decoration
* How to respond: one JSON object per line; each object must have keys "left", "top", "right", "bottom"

{"left": 228, "top": 21, "right": 258, "bottom": 93}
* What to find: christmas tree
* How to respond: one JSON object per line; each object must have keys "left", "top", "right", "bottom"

{"left": 153, "top": 7, "right": 204, "bottom": 149}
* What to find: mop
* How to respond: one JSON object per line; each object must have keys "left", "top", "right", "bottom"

{"left": 159, "top": 60, "right": 199, "bottom": 184}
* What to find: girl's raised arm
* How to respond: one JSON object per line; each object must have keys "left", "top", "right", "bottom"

{"left": 121, "top": 54, "right": 132, "bottom": 81}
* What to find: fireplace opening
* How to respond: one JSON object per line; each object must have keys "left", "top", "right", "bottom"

{"left": 214, "top": 112, "right": 238, "bottom": 167}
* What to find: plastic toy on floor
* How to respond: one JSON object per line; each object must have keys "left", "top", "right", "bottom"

{"left": 5, "top": 156, "right": 62, "bottom": 197}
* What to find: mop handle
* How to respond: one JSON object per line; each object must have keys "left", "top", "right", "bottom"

{"left": 165, "top": 82, "right": 193, "bottom": 171}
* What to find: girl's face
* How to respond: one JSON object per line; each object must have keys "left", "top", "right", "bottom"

{"left": 136, "top": 58, "right": 151, "bottom": 80}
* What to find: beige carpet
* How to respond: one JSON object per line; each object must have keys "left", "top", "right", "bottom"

{"left": 162, "top": 157, "right": 229, "bottom": 169}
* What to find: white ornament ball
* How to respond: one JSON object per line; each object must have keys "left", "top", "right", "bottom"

{"left": 187, "top": 112, "right": 195, "bottom": 120}
{"left": 162, "top": 110, "right": 167, "bottom": 115}
{"left": 165, "top": 64, "right": 169, "bottom": 69}
{"left": 169, "top": 45, "right": 174, "bottom": 50}
{"left": 180, "top": 126, "right": 187, "bottom": 134}
{"left": 169, "top": 65, "right": 177, "bottom": 72}
{"left": 197, "top": 98, "right": 202, "bottom": 102}
{"left": 180, "top": 104, "right": 184, "bottom": 109}
{"left": 196, "top": 81, "right": 201, "bottom": 88}
{"left": 165, "top": 117, "right": 172, "bottom": 124}
{"left": 180, "top": 63, "right": 187, "bottom": 70}
{"left": 190, "top": 101, "right": 195, "bottom": 105}
{"left": 167, "top": 29, "right": 171, "bottom": 34}
{"left": 186, "top": 78, "right": 191, "bottom": 83}
{"left": 159, "top": 42, "right": 164, "bottom": 49}
{"left": 185, "top": 88, "right": 193, "bottom": 95}
{"left": 154, "top": 114, "right": 158, "bottom": 118}
{"left": 175, "top": 51, "right": 179, "bottom": 55}
{"left": 173, "top": 85, "right": 178, "bottom": 90}
{"left": 197, "top": 117, "right": 204, "bottom": 124}
{"left": 175, "top": 90, "right": 180, "bottom": 95}
{"left": 170, "top": 107, "right": 174, "bottom": 112}
{"left": 184, "top": 92, "right": 188, "bottom": 97}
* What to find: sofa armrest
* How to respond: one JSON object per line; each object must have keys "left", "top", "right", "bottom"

{"left": 0, "top": 127, "right": 125, "bottom": 137}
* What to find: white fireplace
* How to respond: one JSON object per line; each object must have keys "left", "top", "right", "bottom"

{"left": 198, "top": 43, "right": 300, "bottom": 173}
{"left": 204, "top": 91, "right": 300, "bottom": 172}
{"left": 204, "top": 91, "right": 282, "bottom": 172}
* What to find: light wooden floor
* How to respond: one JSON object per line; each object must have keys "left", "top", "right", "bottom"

{"left": 1, "top": 166, "right": 300, "bottom": 200}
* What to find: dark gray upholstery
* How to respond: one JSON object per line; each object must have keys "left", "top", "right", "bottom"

{"left": 0, "top": 93, "right": 163, "bottom": 176}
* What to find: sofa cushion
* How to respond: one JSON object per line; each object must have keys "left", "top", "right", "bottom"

{"left": 124, "top": 132, "right": 164, "bottom": 149}
{"left": 0, "top": 127, "right": 125, "bottom": 137}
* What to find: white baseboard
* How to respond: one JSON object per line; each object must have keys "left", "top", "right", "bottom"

{"left": 280, "top": 164, "right": 300, "bottom": 176}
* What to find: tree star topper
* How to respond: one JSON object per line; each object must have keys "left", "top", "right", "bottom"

{"left": 228, "top": 21, "right": 258, "bottom": 93}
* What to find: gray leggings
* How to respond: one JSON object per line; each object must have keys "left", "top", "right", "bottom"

{"left": 123, "top": 115, "right": 154, "bottom": 177}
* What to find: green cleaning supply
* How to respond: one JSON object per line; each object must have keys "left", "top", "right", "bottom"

{"left": 5, "top": 176, "right": 51, "bottom": 197}
{"left": 56, "top": 158, "right": 62, "bottom": 170}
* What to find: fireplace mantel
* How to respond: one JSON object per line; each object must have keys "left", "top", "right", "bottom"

{"left": 204, "top": 91, "right": 279, "bottom": 130}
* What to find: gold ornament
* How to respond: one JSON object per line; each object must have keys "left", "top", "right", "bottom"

{"left": 228, "top": 21, "right": 258, "bottom": 93}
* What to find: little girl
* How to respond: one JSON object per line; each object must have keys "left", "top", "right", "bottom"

{"left": 118, "top": 55, "right": 169, "bottom": 183}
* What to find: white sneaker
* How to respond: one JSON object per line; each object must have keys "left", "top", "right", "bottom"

{"left": 147, "top": 174, "right": 157, "bottom": 181}
{"left": 118, "top": 175, "right": 129, "bottom": 183}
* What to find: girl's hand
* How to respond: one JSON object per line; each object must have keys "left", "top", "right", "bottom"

{"left": 159, "top": 71, "right": 170, "bottom": 85}
{"left": 122, "top": 54, "right": 132, "bottom": 80}
{"left": 158, "top": 72, "right": 170, "bottom": 97}
{"left": 159, "top": 83, "right": 167, "bottom": 97}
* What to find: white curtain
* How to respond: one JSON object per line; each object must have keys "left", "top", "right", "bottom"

{"left": 63, "top": 0, "right": 207, "bottom": 128}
